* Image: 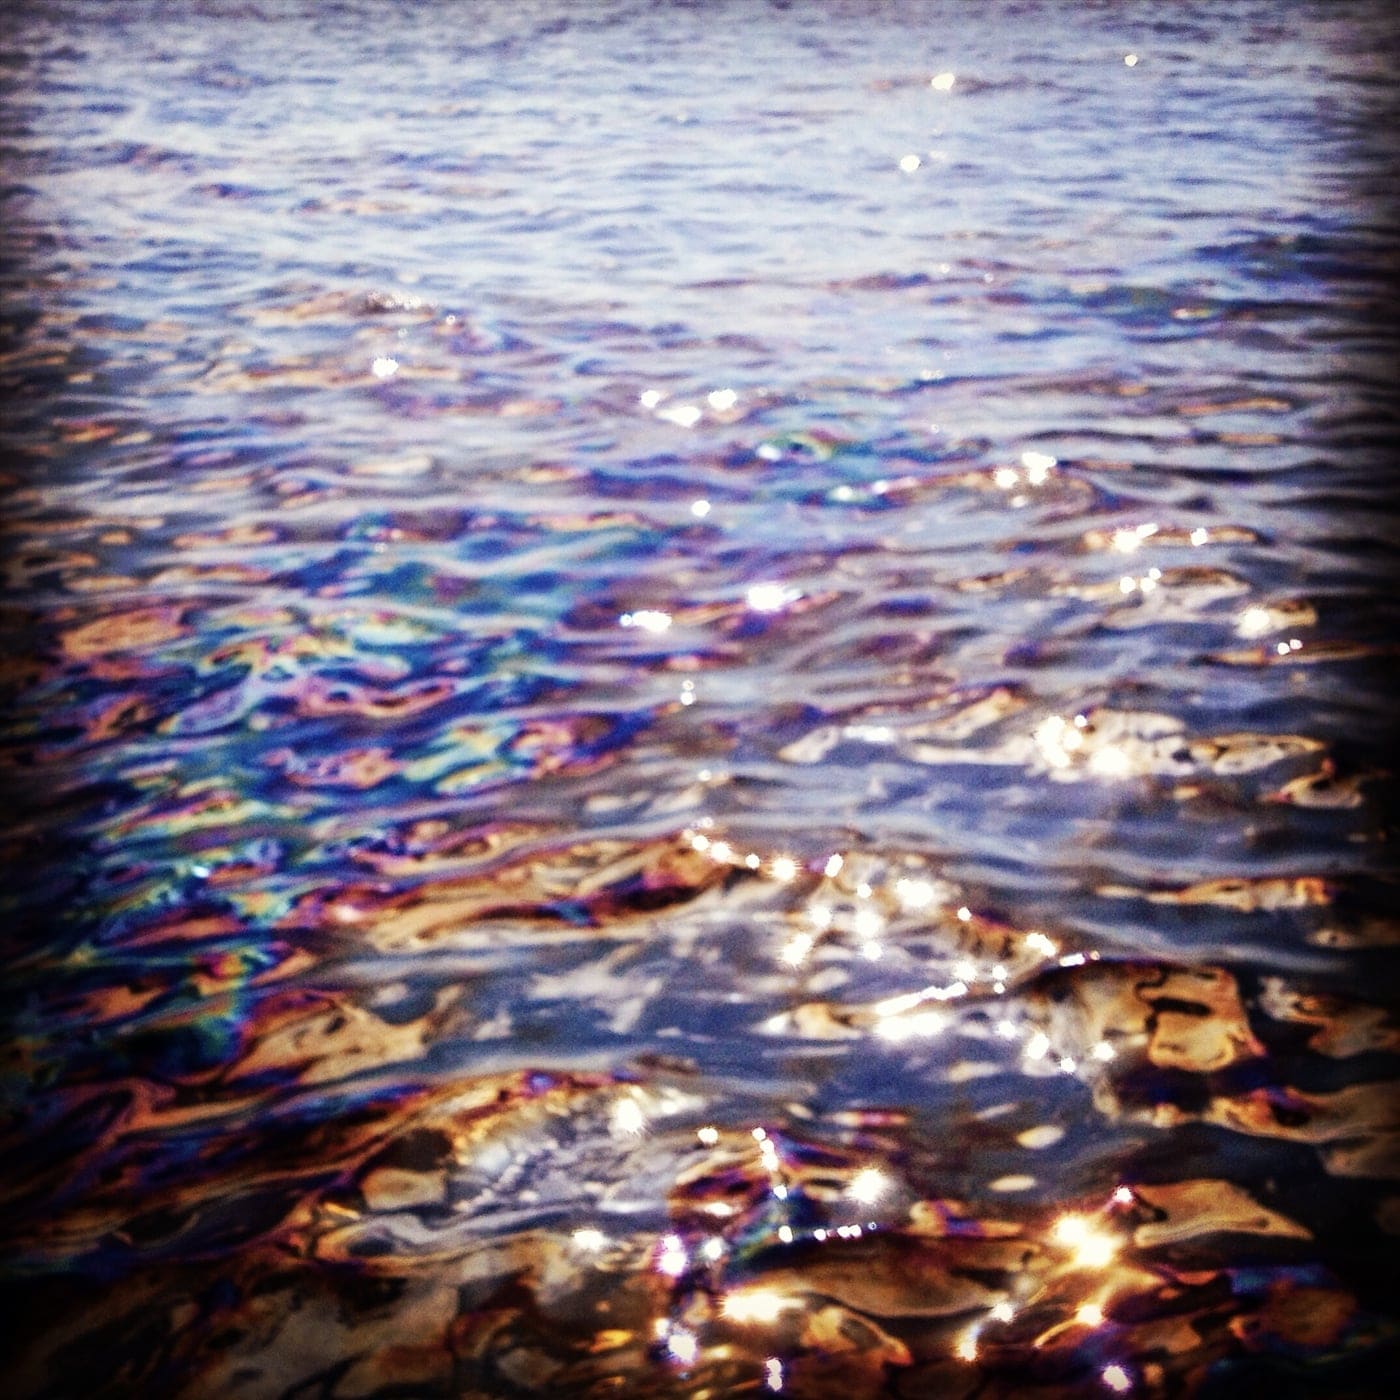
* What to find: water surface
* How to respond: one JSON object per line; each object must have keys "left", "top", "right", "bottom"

{"left": 1, "top": 2, "right": 1398, "bottom": 1396}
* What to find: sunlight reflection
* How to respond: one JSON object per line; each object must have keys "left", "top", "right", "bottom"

{"left": 780, "top": 932, "right": 814, "bottom": 966}
{"left": 666, "top": 1326, "right": 699, "bottom": 1365}
{"left": 1237, "top": 605, "right": 1272, "bottom": 637}
{"left": 370, "top": 356, "right": 399, "bottom": 379}
{"left": 658, "top": 403, "right": 702, "bottom": 428}
{"left": 1103, "top": 1363, "right": 1133, "bottom": 1391}
{"left": 747, "top": 581, "right": 802, "bottom": 613}
{"left": 931, "top": 71, "right": 956, "bottom": 90}
{"left": 1111, "top": 523, "right": 1157, "bottom": 553}
{"left": 723, "top": 1288, "right": 798, "bottom": 1324}
{"left": 618, "top": 609, "right": 672, "bottom": 632}
{"left": 899, "top": 153, "right": 922, "bottom": 172}
{"left": 656, "top": 1233, "right": 688, "bottom": 1277}
{"left": 611, "top": 1096, "right": 647, "bottom": 1138}
{"left": 847, "top": 1167, "right": 890, "bottom": 1204}
{"left": 764, "top": 1357, "right": 785, "bottom": 1391}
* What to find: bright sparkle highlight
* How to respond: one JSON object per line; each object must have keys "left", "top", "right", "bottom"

{"left": 611, "top": 1096, "right": 647, "bottom": 1137}
{"left": 619, "top": 609, "right": 672, "bottom": 633}
{"left": 931, "top": 71, "right": 956, "bottom": 90}
{"left": 371, "top": 356, "right": 399, "bottom": 379}
{"left": 848, "top": 1167, "right": 890, "bottom": 1205}
{"left": 723, "top": 1289, "right": 796, "bottom": 1324}
{"left": 747, "top": 581, "right": 802, "bottom": 613}
{"left": 667, "top": 1327, "right": 699, "bottom": 1365}
{"left": 656, "top": 1233, "right": 688, "bottom": 1277}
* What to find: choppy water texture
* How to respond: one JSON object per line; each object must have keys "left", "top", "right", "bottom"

{"left": 2, "top": 1, "right": 1399, "bottom": 1396}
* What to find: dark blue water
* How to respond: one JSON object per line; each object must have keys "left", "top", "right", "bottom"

{"left": 1, "top": 2, "right": 1397, "bottom": 1396}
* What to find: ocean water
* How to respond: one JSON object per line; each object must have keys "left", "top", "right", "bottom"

{"left": 1, "top": 1, "right": 1397, "bottom": 1395}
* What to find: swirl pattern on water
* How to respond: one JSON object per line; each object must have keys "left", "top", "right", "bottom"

{"left": 1, "top": 2, "right": 1397, "bottom": 1396}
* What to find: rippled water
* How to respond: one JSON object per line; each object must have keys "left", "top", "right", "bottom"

{"left": 2, "top": 2, "right": 1398, "bottom": 1395}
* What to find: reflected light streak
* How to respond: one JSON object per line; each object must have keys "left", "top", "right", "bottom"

{"left": 723, "top": 1289, "right": 798, "bottom": 1324}
{"left": 619, "top": 609, "right": 671, "bottom": 633}
{"left": 1089, "top": 745, "right": 1131, "bottom": 778}
{"left": 1054, "top": 1214, "right": 1120, "bottom": 1269}
{"left": 876, "top": 1008, "right": 946, "bottom": 1041}
{"left": 658, "top": 403, "right": 702, "bottom": 427}
{"left": 747, "top": 581, "right": 802, "bottom": 613}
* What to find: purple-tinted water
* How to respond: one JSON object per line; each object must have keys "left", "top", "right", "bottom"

{"left": 1, "top": 2, "right": 1397, "bottom": 1396}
